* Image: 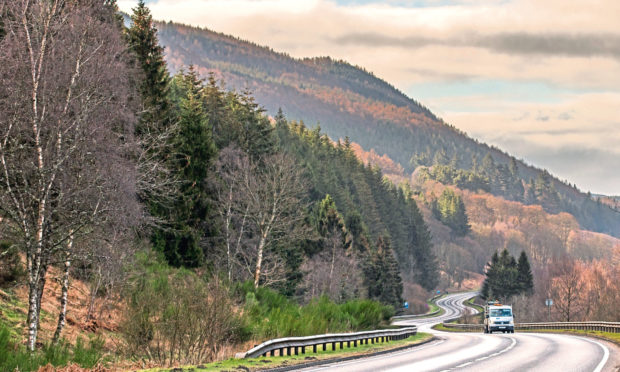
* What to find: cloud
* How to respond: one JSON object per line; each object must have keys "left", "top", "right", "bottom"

{"left": 492, "top": 139, "right": 620, "bottom": 195}
{"left": 444, "top": 91, "right": 620, "bottom": 194}
{"left": 117, "top": 0, "right": 620, "bottom": 194}
{"left": 333, "top": 32, "right": 620, "bottom": 60}
{"left": 480, "top": 33, "right": 620, "bottom": 59}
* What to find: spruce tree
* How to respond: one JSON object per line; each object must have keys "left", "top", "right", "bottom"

{"left": 517, "top": 251, "right": 534, "bottom": 295}
{"left": 410, "top": 201, "right": 438, "bottom": 290}
{"left": 127, "top": 0, "right": 171, "bottom": 133}
{"left": 482, "top": 249, "right": 534, "bottom": 301}
{"left": 365, "top": 235, "right": 403, "bottom": 309}
{"left": 434, "top": 189, "right": 470, "bottom": 236}
{"left": 482, "top": 251, "right": 500, "bottom": 300}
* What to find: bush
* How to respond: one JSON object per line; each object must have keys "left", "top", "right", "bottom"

{"left": 121, "top": 254, "right": 245, "bottom": 366}
{"left": 238, "top": 282, "right": 393, "bottom": 340}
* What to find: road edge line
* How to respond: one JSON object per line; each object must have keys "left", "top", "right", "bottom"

{"left": 575, "top": 336, "right": 610, "bottom": 372}
{"left": 261, "top": 335, "right": 439, "bottom": 372}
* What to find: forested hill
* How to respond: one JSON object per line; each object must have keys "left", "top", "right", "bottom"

{"left": 153, "top": 20, "right": 620, "bottom": 237}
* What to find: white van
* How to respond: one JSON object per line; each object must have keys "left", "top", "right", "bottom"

{"left": 484, "top": 301, "right": 514, "bottom": 334}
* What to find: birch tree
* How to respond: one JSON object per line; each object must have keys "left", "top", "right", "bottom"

{"left": 0, "top": 0, "right": 137, "bottom": 350}
{"left": 245, "top": 153, "right": 307, "bottom": 288}
{"left": 214, "top": 149, "right": 307, "bottom": 287}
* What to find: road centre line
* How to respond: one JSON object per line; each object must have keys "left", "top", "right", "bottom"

{"left": 441, "top": 336, "right": 516, "bottom": 371}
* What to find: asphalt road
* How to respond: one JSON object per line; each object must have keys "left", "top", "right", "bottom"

{"left": 298, "top": 292, "right": 619, "bottom": 372}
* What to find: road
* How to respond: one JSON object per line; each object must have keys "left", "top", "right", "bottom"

{"left": 298, "top": 292, "right": 619, "bottom": 372}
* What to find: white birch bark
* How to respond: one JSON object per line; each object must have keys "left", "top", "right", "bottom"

{"left": 53, "top": 232, "right": 73, "bottom": 344}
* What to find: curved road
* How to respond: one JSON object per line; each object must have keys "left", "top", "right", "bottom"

{"left": 299, "top": 292, "right": 619, "bottom": 372}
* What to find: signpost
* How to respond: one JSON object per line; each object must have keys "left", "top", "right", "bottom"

{"left": 545, "top": 298, "right": 553, "bottom": 321}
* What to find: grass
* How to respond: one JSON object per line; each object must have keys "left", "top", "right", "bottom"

{"left": 432, "top": 323, "right": 480, "bottom": 333}
{"left": 418, "top": 294, "right": 446, "bottom": 318}
{"left": 464, "top": 297, "right": 484, "bottom": 313}
{"left": 143, "top": 333, "right": 433, "bottom": 372}
{"left": 0, "top": 288, "right": 26, "bottom": 339}
{"left": 0, "top": 323, "right": 107, "bottom": 372}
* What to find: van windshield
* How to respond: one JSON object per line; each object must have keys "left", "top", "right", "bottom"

{"left": 490, "top": 309, "right": 512, "bottom": 317}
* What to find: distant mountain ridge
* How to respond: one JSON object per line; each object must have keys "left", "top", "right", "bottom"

{"left": 152, "top": 20, "right": 620, "bottom": 237}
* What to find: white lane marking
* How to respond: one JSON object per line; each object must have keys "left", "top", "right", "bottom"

{"left": 442, "top": 336, "right": 517, "bottom": 371}
{"left": 575, "top": 336, "right": 609, "bottom": 372}
{"left": 302, "top": 339, "right": 446, "bottom": 371}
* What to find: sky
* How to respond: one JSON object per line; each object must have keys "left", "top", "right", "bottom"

{"left": 118, "top": 0, "right": 620, "bottom": 196}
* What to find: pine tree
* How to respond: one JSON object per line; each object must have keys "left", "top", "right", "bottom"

{"left": 275, "top": 107, "right": 287, "bottom": 129}
{"left": 482, "top": 251, "right": 500, "bottom": 300}
{"left": 517, "top": 251, "right": 534, "bottom": 295}
{"left": 152, "top": 68, "right": 217, "bottom": 267}
{"left": 409, "top": 201, "right": 438, "bottom": 290}
{"left": 434, "top": 189, "right": 470, "bottom": 236}
{"left": 364, "top": 235, "right": 403, "bottom": 308}
{"left": 127, "top": 0, "right": 171, "bottom": 133}
{"left": 482, "top": 249, "right": 533, "bottom": 301}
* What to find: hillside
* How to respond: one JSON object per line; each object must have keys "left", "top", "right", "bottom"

{"left": 154, "top": 21, "right": 620, "bottom": 238}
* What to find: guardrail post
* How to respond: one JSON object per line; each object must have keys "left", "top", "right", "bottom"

{"left": 323, "top": 343, "right": 327, "bottom": 351}
{"left": 347, "top": 341, "right": 351, "bottom": 348}
{"left": 287, "top": 346, "right": 291, "bottom": 355}
{"left": 270, "top": 350, "right": 275, "bottom": 357}
{"left": 332, "top": 342, "right": 336, "bottom": 350}
{"left": 340, "top": 341, "right": 344, "bottom": 349}
{"left": 302, "top": 346, "right": 306, "bottom": 354}
{"left": 313, "top": 344, "right": 317, "bottom": 353}
{"left": 353, "top": 340, "right": 357, "bottom": 347}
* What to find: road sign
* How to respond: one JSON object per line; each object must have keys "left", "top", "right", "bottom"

{"left": 545, "top": 299, "right": 553, "bottom": 306}
{"left": 404, "top": 301, "right": 409, "bottom": 309}
{"left": 437, "top": 290, "right": 441, "bottom": 294}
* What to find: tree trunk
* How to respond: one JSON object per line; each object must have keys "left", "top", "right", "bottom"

{"left": 329, "top": 239, "right": 336, "bottom": 294}
{"left": 27, "top": 280, "right": 40, "bottom": 351}
{"left": 86, "top": 266, "right": 102, "bottom": 321}
{"left": 53, "top": 234, "right": 73, "bottom": 344}
{"left": 254, "top": 235, "right": 266, "bottom": 288}
{"left": 225, "top": 189, "right": 233, "bottom": 281}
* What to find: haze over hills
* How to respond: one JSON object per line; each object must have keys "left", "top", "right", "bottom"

{"left": 153, "top": 20, "right": 620, "bottom": 238}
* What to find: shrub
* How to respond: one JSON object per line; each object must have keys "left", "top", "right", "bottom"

{"left": 121, "top": 256, "right": 244, "bottom": 366}
{"left": 238, "top": 282, "right": 393, "bottom": 340}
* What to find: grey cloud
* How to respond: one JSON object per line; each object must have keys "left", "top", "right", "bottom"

{"left": 407, "top": 67, "right": 476, "bottom": 81}
{"left": 479, "top": 33, "right": 620, "bottom": 58}
{"left": 332, "top": 32, "right": 620, "bottom": 59}
{"left": 483, "top": 135, "right": 620, "bottom": 195}
{"left": 557, "top": 111, "right": 574, "bottom": 121}
{"left": 515, "top": 128, "right": 599, "bottom": 136}
{"left": 332, "top": 33, "right": 438, "bottom": 48}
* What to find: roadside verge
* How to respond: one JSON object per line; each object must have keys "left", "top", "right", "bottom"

{"left": 144, "top": 333, "right": 435, "bottom": 372}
